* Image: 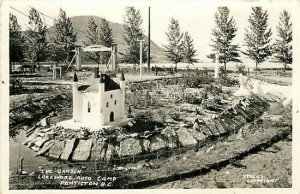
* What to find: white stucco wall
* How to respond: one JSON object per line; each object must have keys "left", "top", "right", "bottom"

{"left": 101, "top": 89, "right": 123, "bottom": 124}
{"left": 82, "top": 93, "right": 100, "bottom": 128}
{"left": 73, "top": 80, "right": 126, "bottom": 128}
{"left": 73, "top": 84, "right": 83, "bottom": 122}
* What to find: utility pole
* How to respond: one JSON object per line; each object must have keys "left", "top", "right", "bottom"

{"left": 138, "top": 40, "right": 144, "bottom": 80}
{"left": 147, "top": 6, "right": 151, "bottom": 70}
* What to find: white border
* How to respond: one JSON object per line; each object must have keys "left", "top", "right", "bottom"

{"left": 1, "top": 0, "right": 299, "bottom": 194}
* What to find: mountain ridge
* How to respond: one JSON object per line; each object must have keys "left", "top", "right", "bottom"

{"left": 48, "top": 15, "right": 166, "bottom": 63}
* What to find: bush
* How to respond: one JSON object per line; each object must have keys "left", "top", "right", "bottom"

{"left": 235, "top": 63, "right": 247, "bottom": 75}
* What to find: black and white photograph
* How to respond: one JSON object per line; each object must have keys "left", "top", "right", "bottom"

{"left": 0, "top": 0, "right": 299, "bottom": 192}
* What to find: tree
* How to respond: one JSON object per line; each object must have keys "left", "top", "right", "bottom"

{"left": 208, "top": 7, "right": 240, "bottom": 72}
{"left": 9, "top": 13, "right": 26, "bottom": 73}
{"left": 51, "top": 8, "right": 77, "bottom": 65}
{"left": 83, "top": 18, "right": 102, "bottom": 64}
{"left": 122, "top": 7, "right": 147, "bottom": 65}
{"left": 273, "top": 10, "right": 292, "bottom": 70}
{"left": 99, "top": 18, "right": 114, "bottom": 64}
{"left": 163, "top": 18, "right": 184, "bottom": 70}
{"left": 25, "top": 8, "right": 49, "bottom": 70}
{"left": 182, "top": 32, "right": 198, "bottom": 64}
{"left": 243, "top": 7, "right": 272, "bottom": 70}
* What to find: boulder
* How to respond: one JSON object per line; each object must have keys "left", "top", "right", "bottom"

{"left": 118, "top": 138, "right": 143, "bottom": 157}
{"left": 176, "top": 128, "right": 198, "bottom": 147}
{"left": 187, "top": 128, "right": 206, "bottom": 143}
{"left": 205, "top": 120, "right": 220, "bottom": 135}
{"left": 213, "top": 119, "right": 227, "bottom": 134}
{"left": 149, "top": 134, "right": 167, "bottom": 152}
{"left": 60, "top": 139, "right": 78, "bottom": 161}
{"left": 72, "top": 139, "right": 93, "bottom": 161}
{"left": 31, "top": 145, "right": 40, "bottom": 152}
{"left": 34, "top": 138, "right": 49, "bottom": 148}
{"left": 36, "top": 140, "right": 55, "bottom": 156}
{"left": 161, "top": 127, "right": 178, "bottom": 149}
{"left": 282, "top": 97, "right": 292, "bottom": 107}
{"left": 40, "top": 117, "right": 49, "bottom": 127}
{"left": 199, "top": 124, "right": 213, "bottom": 136}
{"left": 233, "top": 105, "right": 251, "bottom": 121}
{"left": 90, "top": 139, "right": 107, "bottom": 161}
{"left": 105, "top": 144, "right": 116, "bottom": 162}
{"left": 48, "top": 140, "right": 65, "bottom": 159}
{"left": 141, "top": 139, "right": 151, "bottom": 152}
{"left": 23, "top": 132, "right": 38, "bottom": 146}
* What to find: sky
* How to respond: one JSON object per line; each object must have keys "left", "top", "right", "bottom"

{"left": 6, "top": 0, "right": 295, "bottom": 62}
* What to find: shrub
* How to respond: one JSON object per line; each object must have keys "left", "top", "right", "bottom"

{"left": 236, "top": 63, "right": 247, "bottom": 75}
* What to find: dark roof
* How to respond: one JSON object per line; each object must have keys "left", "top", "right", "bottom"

{"left": 78, "top": 85, "right": 91, "bottom": 91}
{"left": 77, "top": 74, "right": 120, "bottom": 92}
{"left": 74, "top": 72, "right": 78, "bottom": 82}
{"left": 103, "top": 74, "right": 120, "bottom": 91}
{"left": 121, "top": 71, "right": 125, "bottom": 81}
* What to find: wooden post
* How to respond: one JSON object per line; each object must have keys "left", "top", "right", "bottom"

{"left": 138, "top": 40, "right": 144, "bottom": 81}
{"left": 147, "top": 6, "right": 151, "bottom": 70}
{"left": 52, "top": 68, "right": 55, "bottom": 80}
{"left": 18, "top": 157, "right": 24, "bottom": 175}
{"left": 75, "top": 46, "right": 82, "bottom": 71}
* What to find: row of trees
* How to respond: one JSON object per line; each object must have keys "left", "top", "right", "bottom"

{"left": 9, "top": 8, "right": 77, "bottom": 72}
{"left": 82, "top": 17, "right": 114, "bottom": 65}
{"left": 163, "top": 7, "right": 292, "bottom": 71}
{"left": 163, "top": 18, "right": 198, "bottom": 71}
{"left": 9, "top": 7, "right": 148, "bottom": 71}
{"left": 10, "top": 6, "right": 292, "bottom": 73}
{"left": 210, "top": 7, "right": 292, "bottom": 71}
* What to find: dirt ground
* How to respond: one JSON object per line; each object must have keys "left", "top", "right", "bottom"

{"left": 147, "top": 137, "right": 292, "bottom": 189}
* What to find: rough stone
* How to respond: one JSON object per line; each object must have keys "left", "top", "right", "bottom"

{"left": 23, "top": 132, "right": 38, "bottom": 146}
{"left": 36, "top": 140, "right": 55, "bottom": 156}
{"left": 214, "top": 119, "right": 227, "bottom": 134}
{"left": 205, "top": 120, "right": 221, "bottom": 135}
{"left": 60, "top": 139, "right": 77, "bottom": 161}
{"left": 234, "top": 105, "right": 251, "bottom": 121}
{"left": 34, "top": 138, "right": 49, "bottom": 148}
{"left": 199, "top": 124, "right": 213, "bottom": 136}
{"left": 105, "top": 144, "right": 116, "bottom": 162}
{"left": 162, "top": 127, "right": 178, "bottom": 149}
{"left": 72, "top": 139, "right": 93, "bottom": 161}
{"left": 149, "top": 134, "right": 167, "bottom": 152}
{"left": 40, "top": 117, "right": 49, "bottom": 127}
{"left": 187, "top": 128, "right": 206, "bottom": 143}
{"left": 48, "top": 140, "right": 65, "bottom": 159}
{"left": 141, "top": 139, "right": 151, "bottom": 152}
{"left": 90, "top": 139, "right": 107, "bottom": 161}
{"left": 119, "top": 138, "right": 142, "bottom": 157}
{"left": 176, "top": 128, "right": 198, "bottom": 147}
{"left": 31, "top": 145, "right": 40, "bottom": 152}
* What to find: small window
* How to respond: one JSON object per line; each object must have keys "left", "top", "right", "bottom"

{"left": 110, "top": 94, "right": 113, "bottom": 98}
{"left": 114, "top": 100, "right": 117, "bottom": 105}
{"left": 88, "top": 101, "right": 91, "bottom": 113}
{"left": 106, "top": 102, "right": 109, "bottom": 107}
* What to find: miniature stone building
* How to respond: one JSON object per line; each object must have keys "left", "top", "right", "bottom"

{"left": 57, "top": 69, "right": 130, "bottom": 130}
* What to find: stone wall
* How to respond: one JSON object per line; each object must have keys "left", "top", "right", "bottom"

{"left": 24, "top": 95, "right": 268, "bottom": 163}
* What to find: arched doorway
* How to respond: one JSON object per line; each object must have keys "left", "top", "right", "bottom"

{"left": 110, "top": 112, "right": 114, "bottom": 122}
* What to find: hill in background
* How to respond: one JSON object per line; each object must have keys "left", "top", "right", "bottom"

{"left": 48, "top": 15, "right": 166, "bottom": 64}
